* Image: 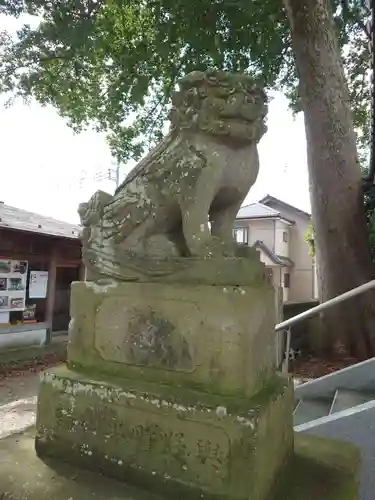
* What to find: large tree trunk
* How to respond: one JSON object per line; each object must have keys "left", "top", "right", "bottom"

{"left": 284, "top": 0, "right": 375, "bottom": 357}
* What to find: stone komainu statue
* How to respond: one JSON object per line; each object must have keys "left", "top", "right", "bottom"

{"left": 79, "top": 69, "right": 268, "bottom": 279}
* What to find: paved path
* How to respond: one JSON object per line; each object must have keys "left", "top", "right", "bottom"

{"left": 0, "top": 372, "right": 40, "bottom": 439}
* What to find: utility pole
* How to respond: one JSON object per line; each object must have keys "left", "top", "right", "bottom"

{"left": 93, "top": 161, "right": 121, "bottom": 188}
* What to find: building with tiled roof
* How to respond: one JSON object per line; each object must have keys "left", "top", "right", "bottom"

{"left": 0, "top": 201, "right": 80, "bottom": 240}
{"left": 234, "top": 196, "right": 317, "bottom": 303}
{"left": 0, "top": 201, "right": 82, "bottom": 350}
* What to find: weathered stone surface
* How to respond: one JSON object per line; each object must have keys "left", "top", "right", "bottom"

{"left": 78, "top": 69, "right": 268, "bottom": 280}
{"left": 35, "top": 366, "right": 294, "bottom": 500}
{"left": 2, "top": 428, "right": 164, "bottom": 500}
{"left": 68, "top": 277, "right": 276, "bottom": 397}
{"left": 84, "top": 250, "right": 267, "bottom": 285}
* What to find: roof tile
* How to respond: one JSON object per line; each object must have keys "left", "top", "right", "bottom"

{"left": 252, "top": 240, "right": 294, "bottom": 267}
{"left": 0, "top": 202, "right": 80, "bottom": 240}
{"left": 236, "top": 202, "right": 280, "bottom": 219}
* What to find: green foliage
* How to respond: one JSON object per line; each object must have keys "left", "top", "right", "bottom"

{"left": 341, "top": 16, "right": 372, "bottom": 163}
{"left": 0, "top": 0, "right": 372, "bottom": 162}
{"left": 304, "top": 220, "right": 315, "bottom": 258}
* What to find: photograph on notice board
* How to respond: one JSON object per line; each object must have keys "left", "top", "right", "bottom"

{"left": 0, "top": 278, "right": 7, "bottom": 291}
{"left": 0, "top": 260, "right": 11, "bottom": 274}
{"left": 23, "top": 304, "right": 36, "bottom": 321}
{"left": 11, "top": 261, "right": 27, "bottom": 274}
{"left": 0, "top": 296, "right": 9, "bottom": 309}
{"left": 8, "top": 278, "right": 24, "bottom": 291}
{"left": 10, "top": 297, "right": 24, "bottom": 309}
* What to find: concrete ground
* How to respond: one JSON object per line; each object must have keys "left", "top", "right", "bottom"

{"left": 0, "top": 371, "right": 40, "bottom": 439}
{"left": 0, "top": 336, "right": 67, "bottom": 439}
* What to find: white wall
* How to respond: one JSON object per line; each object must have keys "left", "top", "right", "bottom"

{"left": 247, "top": 219, "right": 275, "bottom": 249}
{"left": 234, "top": 210, "right": 314, "bottom": 303}
{"left": 240, "top": 223, "right": 294, "bottom": 303}
{"left": 264, "top": 201, "right": 314, "bottom": 302}
{"left": 274, "top": 220, "right": 290, "bottom": 258}
{"left": 255, "top": 249, "right": 290, "bottom": 302}
{"left": 255, "top": 248, "right": 275, "bottom": 267}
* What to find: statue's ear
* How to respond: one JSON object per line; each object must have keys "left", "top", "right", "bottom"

{"left": 184, "top": 87, "right": 199, "bottom": 106}
{"left": 178, "top": 70, "right": 205, "bottom": 89}
{"left": 78, "top": 202, "right": 88, "bottom": 220}
{"left": 168, "top": 108, "right": 177, "bottom": 128}
{"left": 170, "top": 90, "right": 183, "bottom": 108}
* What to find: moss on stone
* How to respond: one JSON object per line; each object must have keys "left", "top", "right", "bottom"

{"left": 79, "top": 70, "right": 268, "bottom": 272}
{"left": 35, "top": 366, "right": 294, "bottom": 500}
{"left": 68, "top": 280, "right": 277, "bottom": 398}
{"left": 273, "top": 434, "right": 360, "bottom": 500}
{"left": 1, "top": 428, "right": 164, "bottom": 500}
{"left": 0, "top": 429, "right": 359, "bottom": 500}
{"left": 43, "top": 364, "right": 290, "bottom": 417}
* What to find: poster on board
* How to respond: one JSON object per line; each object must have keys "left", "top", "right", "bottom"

{"left": 0, "top": 259, "right": 28, "bottom": 312}
{"left": 23, "top": 304, "right": 36, "bottom": 322}
{"left": 29, "top": 271, "right": 49, "bottom": 299}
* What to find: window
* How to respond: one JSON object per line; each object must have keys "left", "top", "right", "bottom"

{"left": 232, "top": 227, "right": 248, "bottom": 244}
{"left": 284, "top": 273, "right": 290, "bottom": 288}
{"left": 283, "top": 231, "right": 288, "bottom": 242}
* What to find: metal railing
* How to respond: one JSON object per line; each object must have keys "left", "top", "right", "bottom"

{"left": 276, "top": 278, "right": 375, "bottom": 373}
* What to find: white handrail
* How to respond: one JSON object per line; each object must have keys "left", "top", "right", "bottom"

{"left": 276, "top": 278, "right": 375, "bottom": 373}
{"left": 276, "top": 278, "right": 375, "bottom": 331}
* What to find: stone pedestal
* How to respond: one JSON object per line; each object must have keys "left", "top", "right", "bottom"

{"left": 0, "top": 428, "right": 361, "bottom": 500}
{"left": 67, "top": 280, "right": 277, "bottom": 396}
{"left": 36, "top": 367, "right": 293, "bottom": 500}
{"left": 35, "top": 256, "right": 294, "bottom": 500}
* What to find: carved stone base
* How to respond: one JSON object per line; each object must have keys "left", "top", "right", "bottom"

{"left": 84, "top": 251, "right": 267, "bottom": 285}
{"left": 0, "top": 428, "right": 360, "bottom": 500}
{"left": 68, "top": 276, "right": 277, "bottom": 397}
{"left": 35, "top": 366, "right": 294, "bottom": 500}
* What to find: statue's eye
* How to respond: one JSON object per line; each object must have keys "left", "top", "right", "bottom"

{"left": 206, "top": 77, "right": 221, "bottom": 87}
{"left": 246, "top": 90, "right": 255, "bottom": 101}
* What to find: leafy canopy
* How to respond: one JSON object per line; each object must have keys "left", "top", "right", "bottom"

{"left": 0, "top": 0, "right": 372, "bottom": 162}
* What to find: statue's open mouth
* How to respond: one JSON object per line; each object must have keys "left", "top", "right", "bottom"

{"left": 217, "top": 115, "right": 257, "bottom": 126}
{"left": 219, "top": 108, "right": 266, "bottom": 125}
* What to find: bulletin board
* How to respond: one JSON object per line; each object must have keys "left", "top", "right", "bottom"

{"left": 0, "top": 259, "right": 28, "bottom": 316}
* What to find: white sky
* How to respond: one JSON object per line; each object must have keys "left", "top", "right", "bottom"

{"left": 0, "top": 14, "right": 310, "bottom": 224}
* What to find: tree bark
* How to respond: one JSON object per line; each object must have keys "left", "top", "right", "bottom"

{"left": 284, "top": 0, "right": 375, "bottom": 357}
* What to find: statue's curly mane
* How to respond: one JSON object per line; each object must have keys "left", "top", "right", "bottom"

{"left": 115, "top": 69, "right": 267, "bottom": 195}
{"left": 80, "top": 68, "right": 268, "bottom": 272}
{"left": 169, "top": 69, "right": 266, "bottom": 132}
